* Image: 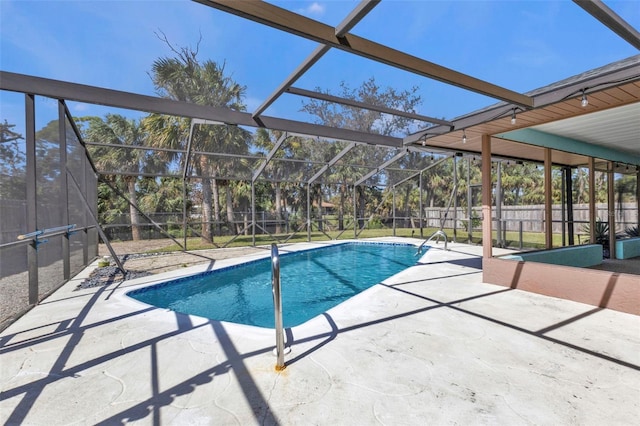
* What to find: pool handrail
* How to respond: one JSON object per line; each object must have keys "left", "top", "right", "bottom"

{"left": 271, "top": 243, "right": 286, "bottom": 371}
{"left": 416, "top": 230, "right": 448, "bottom": 256}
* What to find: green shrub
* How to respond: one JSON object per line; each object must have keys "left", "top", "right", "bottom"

{"left": 625, "top": 226, "right": 639, "bottom": 238}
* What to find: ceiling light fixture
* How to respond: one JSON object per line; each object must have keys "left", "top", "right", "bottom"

{"left": 510, "top": 108, "right": 517, "bottom": 125}
{"left": 462, "top": 130, "right": 467, "bottom": 144}
{"left": 581, "top": 89, "right": 589, "bottom": 107}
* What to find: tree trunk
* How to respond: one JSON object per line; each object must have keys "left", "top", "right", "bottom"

{"left": 338, "top": 184, "right": 345, "bottom": 230}
{"left": 358, "top": 187, "right": 366, "bottom": 228}
{"left": 212, "top": 178, "right": 221, "bottom": 235}
{"left": 201, "top": 176, "right": 213, "bottom": 244}
{"left": 317, "top": 191, "right": 323, "bottom": 231}
{"left": 128, "top": 178, "right": 142, "bottom": 241}
{"left": 275, "top": 183, "right": 282, "bottom": 234}
{"left": 403, "top": 185, "right": 412, "bottom": 228}
{"left": 225, "top": 183, "right": 235, "bottom": 234}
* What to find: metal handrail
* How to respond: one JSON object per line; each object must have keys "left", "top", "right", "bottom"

{"left": 271, "top": 243, "right": 285, "bottom": 371}
{"left": 17, "top": 224, "right": 76, "bottom": 241}
{"left": 0, "top": 224, "right": 79, "bottom": 251}
{"left": 0, "top": 227, "right": 81, "bottom": 250}
{"left": 416, "top": 230, "right": 448, "bottom": 256}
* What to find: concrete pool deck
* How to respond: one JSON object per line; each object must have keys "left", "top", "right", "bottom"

{"left": 1, "top": 239, "right": 639, "bottom": 424}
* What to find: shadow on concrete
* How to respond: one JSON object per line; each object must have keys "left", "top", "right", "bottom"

{"left": 0, "top": 286, "right": 279, "bottom": 425}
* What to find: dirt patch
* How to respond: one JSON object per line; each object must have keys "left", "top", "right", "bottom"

{"left": 98, "top": 240, "right": 267, "bottom": 275}
{"left": 98, "top": 239, "right": 177, "bottom": 256}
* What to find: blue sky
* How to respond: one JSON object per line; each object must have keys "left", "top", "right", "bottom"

{"left": 1, "top": 0, "right": 639, "bottom": 134}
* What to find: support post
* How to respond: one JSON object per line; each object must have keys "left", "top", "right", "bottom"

{"left": 353, "top": 185, "right": 357, "bottom": 239}
{"left": 467, "top": 157, "right": 472, "bottom": 244}
{"left": 481, "top": 135, "right": 492, "bottom": 259}
{"left": 26, "top": 94, "right": 38, "bottom": 305}
{"left": 544, "top": 148, "right": 553, "bottom": 249}
{"left": 419, "top": 172, "right": 423, "bottom": 238}
{"left": 565, "top": 166, "right": 575, "bottom": 245}
{"left": 183, "top": 179, "right": 188, "bottom": 250}
{"left": 453, "top": 156, "right": 458, "bottom": 243}
{"left": 608, "top": 162, "right": 616, "bottom": 259}
{"left": 496, "top": 161, "right": 502, "bottom": 248}
{"left": 82, "top": 144, "right": 90, "bottom": 263}
{"left": 251, "top": 181, "right": 256, "bottom": 246}
{"left": 561, "top": 166, "right": 566, "bottom": 247}
{"left": 588, "top": 158, "right": 596, "bottom": 244}
{"left": 637, "top": 168, "right": 640, "bottom": 230}
{"left": 307, "top": 183, "right": 311, "bottom": 242}
{"left": 392, "top": 186, "right": 396, "bottom": 237}
{"left": 58, "top": 101, "right": 70, "bottom": 280}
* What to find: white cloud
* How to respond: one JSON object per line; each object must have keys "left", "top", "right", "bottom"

{"left": 73, "top": 103, "right": 90, "bottom": 113}
{"left": 244, "top": 96, "right": 264, "bottom": 113}
{"left": 298, "top": 2, "right": 325, "bottom": 17}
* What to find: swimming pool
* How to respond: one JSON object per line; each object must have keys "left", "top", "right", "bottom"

{"left": 127, "top": 242, "right": 421, "bottom": 328}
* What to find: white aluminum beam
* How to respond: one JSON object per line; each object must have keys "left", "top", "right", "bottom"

{"left": 307, "top": 141, "right": 357, "bottom": 184}
{"left": 252, "top": 0, "right": 379, "bottom": 118}
{"left": 252, "top": 45, "right": 330, "bottom": 118}
{"left": 573, "top": 0, "right": 640, "bottom": 50}
{"left": 252, "top": 132, "right": 289, "bottom": 182}
{"left": 0, "top": 71, "right": 401, "bottom": 147}
{"left": 353, "top": 148, "right": 408, "bottom": 186}
{"left": 287, "top": 86, "right": 453, "bottom": 126}
{"left": 195, "top": 0, "right": 534, "bottom": 108}
{"left": 393, "top": 155, "right": 451, "bottom": 187}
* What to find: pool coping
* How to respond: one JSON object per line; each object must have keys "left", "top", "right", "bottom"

{"left": 118, "top": 239, "right": 426, "bottom": 339}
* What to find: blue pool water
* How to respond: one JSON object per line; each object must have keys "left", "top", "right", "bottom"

{"left": 127, "top": 242, "right": 420, "bottom": 328}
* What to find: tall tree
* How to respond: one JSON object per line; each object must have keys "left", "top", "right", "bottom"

{"left": 301, "top": 77, "right": 422, "bottom": 228}
{"left": 145, "top": 40, "right": 250, "bottom": 242}
{"left": 0, "top": 120, "right": 25, "bottom": 199}
{"left": 84, "top": 114, "right": 148, "bottom": 240}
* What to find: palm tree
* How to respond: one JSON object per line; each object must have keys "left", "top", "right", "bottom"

{"left": 85, "top": 115, "right": 148, "bottom": 240}
{"left": 145, "top": 44, "right": 250, "bottom": 243}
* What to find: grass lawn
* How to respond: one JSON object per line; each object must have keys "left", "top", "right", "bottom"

{"left": 153, "top": 226, "right": 567, "bottom": 253}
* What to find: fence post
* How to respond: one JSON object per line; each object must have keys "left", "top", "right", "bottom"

{"left": 519, "top": 221, "right": 523, "bottom": 250}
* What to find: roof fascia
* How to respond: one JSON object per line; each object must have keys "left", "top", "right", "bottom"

{"left": 404, "top": 58, "right": 640, "bottom": 144}
{"left": 496, "top": 128, "right": 640, "bottom": 165}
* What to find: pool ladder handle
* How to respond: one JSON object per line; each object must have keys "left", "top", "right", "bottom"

{"left": 416, "top": 230, "right": 448, "bottom": 256}
{"left": 271, "top": 243, "right": 287, "bottom": 371}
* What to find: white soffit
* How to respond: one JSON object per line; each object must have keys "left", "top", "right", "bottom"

{"left": 531, "top": 102, "right": 640, "bottom": 155}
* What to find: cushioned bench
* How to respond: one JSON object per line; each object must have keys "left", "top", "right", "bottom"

{"left": 502, "top": 244, "right": 603, "bottom": 268}
{"left": 615, "top": 238, "right": 640, "bottom": 260}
